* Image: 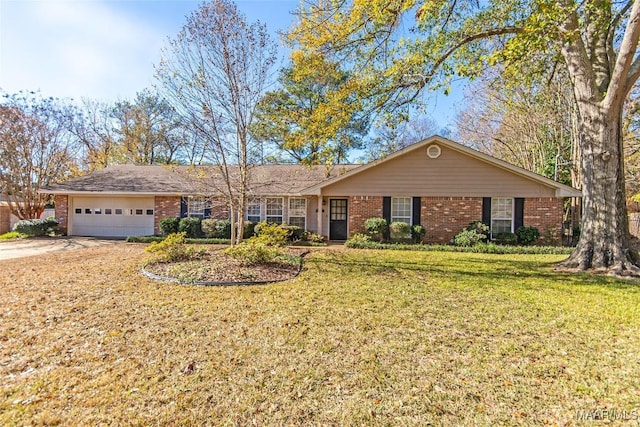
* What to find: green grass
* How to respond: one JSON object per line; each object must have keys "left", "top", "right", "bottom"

{"left": 1, "top": 245, "right": 639, "bottom": 425}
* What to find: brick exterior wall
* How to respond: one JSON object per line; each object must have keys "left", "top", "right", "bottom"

{"left": 54, "top": 195, "right": 68, "bottom": 235}
{"left": 349, "top": 196, "right": 384, "bottom": 235}
{"left": 154, "top": 196, "right": 181, "bottom": 235}
{"left": 421, "top": 197, "right": 483, "bottom": 243}
{"left": 523, "top": 197, "right": 564, "bottom": 244}
{"left": 209, "top": 197, "right": 231, "bottom": 220}
{"left": 0, "top": 206, "right": 10, "bottom": 234}
{"left": 345, "top": 195, "right": 565, "bottom": 245}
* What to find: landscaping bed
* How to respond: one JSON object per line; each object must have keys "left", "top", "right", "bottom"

{"left": 143, "top": 248, "right": 305, "bottom": 284}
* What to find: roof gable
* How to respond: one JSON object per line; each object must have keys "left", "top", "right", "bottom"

{"left": 303, "top": 136, "right": 581, "bottom": 198}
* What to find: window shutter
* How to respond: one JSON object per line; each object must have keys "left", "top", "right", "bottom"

{"left": 482, "top": 197, "right": 491, "bottom": 226}
{"left": 412, "top": 197, "right": 421, "bottom": 226}
{"left": 180, "top": 197, "right": 188, "bottom": 218}
{"left": 383, "top": 196, "right": 391, "bottom": 240}
{"left": 514, "top": 198, "right": 524, "bottom": 230}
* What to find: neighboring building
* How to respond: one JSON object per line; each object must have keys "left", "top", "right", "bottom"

{"left": 43, "top": 136, "right": 581, "bottom": 243}
{"left": 0, "top": 195, "right": 55, "bottom": 234}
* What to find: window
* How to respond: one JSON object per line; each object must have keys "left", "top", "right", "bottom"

{"left": 94, "top": 209, "right": 102, "bottom": 215}
{"left": 85, "top": 208, "right": 92, "bottom": 214}
{"left": 266, "top": 198, "right": 283, "bottom": 224}
{"left": 246, "top": 199, "right": 261, "bottom": 223}
{"left": 288, "top": 198, "right": 306, "bottom": 230}
{"left": 115, "top": 209, "right": 123, "bottom": 215}
{"left": 391, "top": 197, "right": 412, "bottom": 224}
{"left": 105, "top": 209, "right": 112, "bottom": 215}
{"left": 146, "top": 209, "right": 154, "bottom": 216}
{"left": 188, "top": 196, "right": 206, "bottom": 218}
{"left": 135, "top": 209, "right": 143, "bottom": 215}
{"left": 491, "top": 197, "right": 513, "bottom": 236}
{"left": 75, "top": 208, "right": 82, "bottom": 214}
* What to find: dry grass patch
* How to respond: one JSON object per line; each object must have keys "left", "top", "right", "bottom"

{"left": 1, "top": 244, "right": 639, "bottom": 425}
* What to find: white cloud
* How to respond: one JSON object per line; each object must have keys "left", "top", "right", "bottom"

{"left": 0, "top": 0, "right": 169, "bottom": 102}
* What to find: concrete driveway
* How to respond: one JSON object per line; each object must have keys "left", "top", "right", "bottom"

{"left": 0, "top": 237, "right": 121, "bottom": 261}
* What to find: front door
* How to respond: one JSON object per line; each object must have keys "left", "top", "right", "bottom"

{"left": 329, "top": 199, "right": 348, "bottom": 240}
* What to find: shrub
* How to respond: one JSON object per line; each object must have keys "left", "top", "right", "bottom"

{"left": 302, "top": 231, "right": 325, "bottom": 244}
{"left": 453, "top": 221, "right": 490, "bottom": 247}
{"left": 13, "top": 216, "right": 58, "bottom": 236}
{"left": 0, "top": 231, "right": 28, "bottom": 240}
{"left": 389, "top": 221, "right": 411, "bottom": 240}
{"left": 467, "top": 221, "right": 490, "bottom": 236}
{"left": 412, "top": 224, "right": 426, "bottom": 243}
{"left": 364, "top": 217, "right": 387, "bottom": 241}
{"left": 159, "top": 217, "right": 180, "bottom": 236}
{"left": 494, "top": 232, "right": 517, "bottom": 245}
{"left": 224, "top": 239, "right": 284, "bottom": 265}
{"left": 213, "top": 219, "right": 232, "bottom": 239}
{"left": 346, "top": 233, "right": 372, "bottom": 245}
{"left": 201, "top": 219, "right": 217, "bottom": 238}
{"left": 284, "top": 225, "right": 304, "bottom": 241}
{"left": 145, "top": 232, "right": 196, "bottom": 262}
{"left": 253, "top": 221, "right": 290, "bottom": 246}
{"left": 178, "top": 217, "right": 203, "bottom": 238}
{"left": 515, "top": 226, "right": 540, "bottom": 245}
{"left": 243, "top": 221, "right": 256, "bottom": 239}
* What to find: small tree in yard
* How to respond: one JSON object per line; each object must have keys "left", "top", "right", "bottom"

{"left": 156, "top": 0, "right": 277, "bottom": 245}
{"left": 0, "top": 91, "right": 79, "bottom": 219}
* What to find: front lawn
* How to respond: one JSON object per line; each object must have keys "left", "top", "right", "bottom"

{"left": 1, "top": 245, "right": 638, "bottom": 425}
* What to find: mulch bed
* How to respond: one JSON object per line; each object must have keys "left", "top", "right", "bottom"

{"left": 142, "top": 248, "right": 306, "bottom": 285}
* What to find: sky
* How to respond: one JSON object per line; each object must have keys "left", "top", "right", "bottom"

{"left": 0, "top": 0, "right": 463, "bottom": 129}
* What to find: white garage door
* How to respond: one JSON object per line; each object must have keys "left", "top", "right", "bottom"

{"left": 70, "top": 196, "right": 155, "bottom": 237}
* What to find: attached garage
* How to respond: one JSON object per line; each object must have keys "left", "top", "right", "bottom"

{"left": 69, "top": 196, "right": 155, "bottom": 237}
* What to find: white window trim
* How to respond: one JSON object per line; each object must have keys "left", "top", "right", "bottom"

{"left": 288, "top": 197, "right": 307, "bottom": 230}
{"left": 490, "top": 197, "right": 514, "bottom": 238}
{"left": 188, "top": 196, "right": 206, "bottom": 218}
{"left": 265, "top": 197, "right": 284, "bottom": 224}
{"left": 246, "top": 198, "right": 262, "bottom": 223}
{"left": 390, "top": 196, "right": 412, "bottom": 224}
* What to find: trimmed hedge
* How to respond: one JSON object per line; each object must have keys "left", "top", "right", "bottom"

{"left": 13, "top": 217, "right": 58, "bottom": 236}
{"left": 344, "top": 239, "right": 573, "bottom": 255}
{"left": 126, "top": 236, "right": 231, "bottom": 244}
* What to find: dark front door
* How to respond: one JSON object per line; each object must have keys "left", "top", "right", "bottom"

{"left": 329, "top": 199, "right": 348, "bottom": 240}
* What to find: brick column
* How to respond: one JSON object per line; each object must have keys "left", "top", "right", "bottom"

{"left": 54, "top": 195, "right": 68, "bottom": 235}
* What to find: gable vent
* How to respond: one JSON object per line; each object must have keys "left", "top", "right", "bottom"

{"left": 426, "top": 144, "right": 441, "bottom": 159}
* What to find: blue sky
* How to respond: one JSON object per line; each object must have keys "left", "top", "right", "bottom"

{"left": 0, "top": 0, "right": 462, "bottom": 129}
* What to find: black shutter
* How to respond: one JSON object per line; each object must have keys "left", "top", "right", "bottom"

{"left": 412, "top": 197, "right": 421, "bottom": 226}
{"left": 482, "top": 197, "right": 491, "bottom": 227}
{"left": 514, "top": 198, "right": 524, "bottom": 231}
{"left": 382, "top": 196, "right": 391, "bottom": 240}
{"left": 180, "top": 196, "right": 188, "bottom": 218}
{"left": 383, "top": 197, "right": 391, "bottom": 223}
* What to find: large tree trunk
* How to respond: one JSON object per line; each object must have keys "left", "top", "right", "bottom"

{"left": 559, "top": 101, "right": 640, "bottom": 275}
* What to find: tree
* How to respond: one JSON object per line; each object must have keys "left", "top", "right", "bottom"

{"left": 156, "top": 0, "right": 277, "bottom": 244}
{"left": 455, "top": 69, "right": 579, "bottom": 186}
{"left": 112, "top": 89, "right": 188, "bottom": 165}
{"left": 70, "top": 98, "right": 120, "bottom": 171}
{"left": 364, "top": 114, "right": 439, "bottom": 161}
{"left": 252, "top": 51, "right": 369, "bottom": 165}
{"left": 0, "top": 91, "right": 79, "bottom": 219}
{"left": 290, "top": 0, "right": 640, "bottom": 275}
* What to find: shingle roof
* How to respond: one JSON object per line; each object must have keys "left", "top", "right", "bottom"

{"left": 43, "top": 164, "right": 359, "bottom": 196}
